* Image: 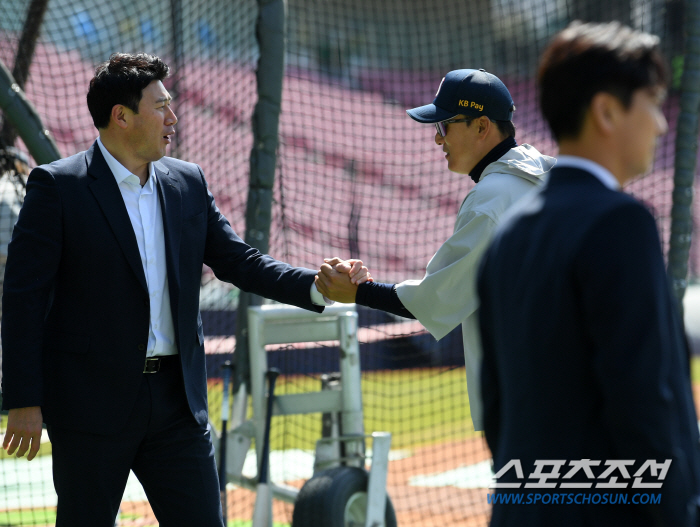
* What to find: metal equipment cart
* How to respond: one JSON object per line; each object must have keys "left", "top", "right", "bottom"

{"left": 224, "top": 303, "right": 395, "bottom": 527}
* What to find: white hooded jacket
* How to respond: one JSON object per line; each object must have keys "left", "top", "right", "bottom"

{"left": 395, "top": 144, "right": 556, "bottom": 430}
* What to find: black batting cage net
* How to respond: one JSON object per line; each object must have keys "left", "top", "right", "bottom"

{"left": 0, "top": 0, "right": 695, "bottom": 526}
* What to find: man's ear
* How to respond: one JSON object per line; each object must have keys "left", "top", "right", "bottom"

{"left": 589, "top": 92, "right": 623, "bottom": 136}
{"left": 477, "top": 116, "right": 491, "bottom": 135}
{"left": 111, "top": 105, "right": 130, "bottom": 130}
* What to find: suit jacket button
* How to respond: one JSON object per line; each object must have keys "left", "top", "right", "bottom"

{"left": 138, "top": 344, "right": 146, "bottom": 351}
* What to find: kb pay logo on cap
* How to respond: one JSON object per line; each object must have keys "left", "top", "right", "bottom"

{"left": 458, "top": 100, "right": 484, "bottom": 112}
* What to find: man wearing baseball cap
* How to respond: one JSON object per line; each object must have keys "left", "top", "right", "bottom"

{"left": 316, "top": 68, "right": 555, "bottom": 431}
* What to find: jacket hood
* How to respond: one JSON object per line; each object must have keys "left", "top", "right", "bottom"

{"left": 481, "top": 144, "right": 556, "bottom": 185}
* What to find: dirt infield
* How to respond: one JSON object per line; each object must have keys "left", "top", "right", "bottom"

{"left": 386, "top": 435, "right": 492, "bottom": 525}
{"left": 118, "top": 388, "right": 700, "bottom": 527}
{"left": 35, "top": 388, "right": 700, "bottom": 526}
{"left": 117, "top": 434, "right": 493, "bottom": 527}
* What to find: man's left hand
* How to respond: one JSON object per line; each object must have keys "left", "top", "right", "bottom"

{"left": 3, "top": 406, "right": 43, "bottom": 461}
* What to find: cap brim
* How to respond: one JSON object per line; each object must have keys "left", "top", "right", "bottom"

{"left": 406, "top": 103, "right": 457, "bottom": 123}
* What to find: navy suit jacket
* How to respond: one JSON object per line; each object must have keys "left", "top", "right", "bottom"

{"left": 0, "top": 142, "right": 322, "bottom": 435}
{"left": 477, "top": 167, "right": 700, "bottom": 526}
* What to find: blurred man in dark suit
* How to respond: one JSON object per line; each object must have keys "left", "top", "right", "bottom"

{"left": 477, "top": 21, "right": 700, "bottom": 527}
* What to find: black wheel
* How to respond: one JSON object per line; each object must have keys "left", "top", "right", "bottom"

{"left": 292, "top": 466, "right": 397, "bottom": 527}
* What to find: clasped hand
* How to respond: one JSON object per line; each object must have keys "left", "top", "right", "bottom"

{"left": 315, "top": 257, "right": 373, "bottom": 303}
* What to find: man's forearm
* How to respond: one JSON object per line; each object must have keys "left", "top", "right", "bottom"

{"left": 355, "top": 281, "right": 415, "bottom": 319}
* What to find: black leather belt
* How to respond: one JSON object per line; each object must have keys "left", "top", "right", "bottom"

{"left": 143, "top": 355, "right": 178, "bottom": 373}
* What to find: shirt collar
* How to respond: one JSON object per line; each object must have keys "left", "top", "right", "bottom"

{"left": 554, "top": 155, "right": 620, "bottom": 191}
{"left": 96, "top": 137, "right": 156, "bottom": 189}
{"left": 470, "top": 136, "right": 517, "bottom": 184}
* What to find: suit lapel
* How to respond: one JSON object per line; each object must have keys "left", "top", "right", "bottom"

{"left": 154, "top": 161, "right": 182, "bottom": 291}
{"left": 86, "top": 143, "right": 148, "bottom": 292}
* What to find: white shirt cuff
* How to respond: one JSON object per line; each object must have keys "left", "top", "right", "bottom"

{"left": 310, "top": 283, "right": 335, "bottom": 306}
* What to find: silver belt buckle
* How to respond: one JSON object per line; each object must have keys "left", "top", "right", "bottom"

{"left": 143, "top": 357, "right": 161, "bottom": 373}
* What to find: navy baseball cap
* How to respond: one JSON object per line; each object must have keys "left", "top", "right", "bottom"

{"left": 407, "top": 69, "right": 515, "bottom": 123}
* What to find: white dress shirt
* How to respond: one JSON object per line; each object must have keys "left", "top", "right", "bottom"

{"left": 98, "top": 138, "right": 327, "bottom": 355}
{"left": 97, "top": 138, "right": 177, "bottom": 357}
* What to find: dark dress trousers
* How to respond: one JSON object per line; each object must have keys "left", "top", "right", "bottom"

{"left": 477, "top": 166, "right": 700, "bottom": 527}
{"left": 0, "top": 142, "right": 323, "bottom": 525}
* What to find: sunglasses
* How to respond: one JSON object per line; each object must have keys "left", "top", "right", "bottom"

{"left": 435, "top": 118, "right": 472, "bottom": 137}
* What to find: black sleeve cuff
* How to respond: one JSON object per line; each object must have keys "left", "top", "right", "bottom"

{"left": 356, "top": 281, "right": 416, "bottom": 319}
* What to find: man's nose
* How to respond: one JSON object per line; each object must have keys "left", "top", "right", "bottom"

{"left": 166, "top": 106, "right": 178, "bottom": 126}
{"left": 656, "top": 111, "right": 668, "bottom": 136}
{"left": 435, "top": 131, "right": 444, "bottom": 145}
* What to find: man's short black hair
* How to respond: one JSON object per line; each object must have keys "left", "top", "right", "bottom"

{"left": 86, "top": 53, "right": 170, "bottom": 130}
{"left": 495, "top": 120, "right": 516, "bottom": 139}
{"left": 538, "top": 21, "right": 668, "bottom": 142}
{"left": 464, "top": 117, "right": 516, "bottom": 139}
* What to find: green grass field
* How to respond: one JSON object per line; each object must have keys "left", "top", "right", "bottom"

{"left": 2, "top": 359, "right": 700, "bottom": 526}
{"left": 0, "top": 510, "right": 288, "bottom": 527}
{"left": 206, "top": 366, "right": 475, "bottom": 451}
{"left": 0, "top": 367, "right": 471, "bottom": 526}
{"left": 0, "top": 366, "right": 472, "bottom": 461}
{"left": 0, "top": 509, "right": 56, "bottom": 526}
{"left": 4, "top": 355, "right": 700, "bottom": 458}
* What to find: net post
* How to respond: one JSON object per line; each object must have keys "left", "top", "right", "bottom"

{"left": 669, "top": 0, "right": 700, "bottom": 316}
{"left": 233, "top": 0, "right": 286, "bottom": 393}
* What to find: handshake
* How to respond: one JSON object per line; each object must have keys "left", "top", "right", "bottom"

{"left": 314, "top": 257, "right": 374, "bottom": 303}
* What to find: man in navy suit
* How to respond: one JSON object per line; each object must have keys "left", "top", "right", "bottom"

{"left": 477, "top": 22, "right": 700, "bottom": 526}
{"left": 0, "top": 53, "right": 365, "bottom": 526}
